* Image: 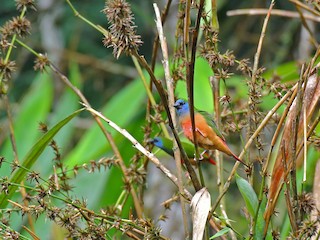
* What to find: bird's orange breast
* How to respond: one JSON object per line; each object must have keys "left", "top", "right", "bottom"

{"left": 180, "top": 113, "right": 233, "bottom": 155}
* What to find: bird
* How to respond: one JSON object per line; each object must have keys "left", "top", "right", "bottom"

{"left": 173, "top": 99, "right": 248, "bottom": 167}
{"left": 149, "top": 137, "right": 216, "bottom": 166}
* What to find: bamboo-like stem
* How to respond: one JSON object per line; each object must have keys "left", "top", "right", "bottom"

{"left": 290, "top": 72, "right": 304, "bottom": 227}
{"left": 282, "top": 143, "right": 298, "bottom": 234}
{"left": 153, "top": 3, "right": 189, "bottom": 237}
{"left": 253, "top": 83, "right": 298, "bottom": 231}
{"left": 289, "top": 0, "right": 320, "bottom": 17}
{"left": 295, "top": 4, "right": 319, "bottom": 48}
{"left": 187, "top": 0, "right": 205, "bottom": 167}
{"left": 227, "top": 8, "right": 320, "bottom": 22}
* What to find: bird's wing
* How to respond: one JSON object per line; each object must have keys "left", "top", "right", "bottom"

{"left": 159, "top": 137, "right": 175, "bottom": 156}
{"left": 198, "top": 110, "right": 225, "bottom": 141}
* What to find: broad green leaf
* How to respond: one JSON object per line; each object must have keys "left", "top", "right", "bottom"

{"left": 235, "top": 174, "right": 258, "bottom": 217}
{"left": 254, "top": 197, "right": 267, "bottom": 239}
{"left": 0, "top": 108, "right": 84, "bottom": 208}
{"left": 210, "top": 227, "right": 230, "bottom": 239}
{"left": 175, "top": 58, "right": 213, "bottom": 112}
{"left": 263, "top": 61, "right": 299, "bottom": 83}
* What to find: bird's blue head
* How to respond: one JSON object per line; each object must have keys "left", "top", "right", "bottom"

{"left": 174, "top": 99, "right": 189, "bottom": 117}
{"left": 152, "top": 137, "right": 164, "bottom": 148}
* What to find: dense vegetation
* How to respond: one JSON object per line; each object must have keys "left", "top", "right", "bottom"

{"left": 0, "top": 0, "right": 319, "bottom": 239}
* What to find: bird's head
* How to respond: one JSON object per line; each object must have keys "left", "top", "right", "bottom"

{"left": 174, "top": 99, "right": 189, "bottom": 117}
{"left": 147, "top": 137, "right": 164, "bottom": 148}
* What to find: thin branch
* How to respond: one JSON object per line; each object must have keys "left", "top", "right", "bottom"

{"left": 154, "top": 3, "right": 190, "bottom": 237}
{"left": 227, "top": 8, "right": 320, "bottom": 22}
{"left": 3, "top": 95, "right": 19, "bottom": 164}
{"left": 187, "top": 0, "right": 205, "bottom": 166}
{"left": 289, "top": 0, "right": 320, "bottom": 17}
{"left": 49, "top": 64, "right": 144, "bottom": 218}
{"left": 84, "top": 104, "right": 193, "bottom": 200}
{"left": 131, "top": 51, "right": 202, "bottom": 191}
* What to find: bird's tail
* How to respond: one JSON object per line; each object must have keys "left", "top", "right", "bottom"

{"left": 231, "top": 153, "right": 249, "bottom": 167}
{"left": 201, "top": 151, "right": 216, "bottom": 165}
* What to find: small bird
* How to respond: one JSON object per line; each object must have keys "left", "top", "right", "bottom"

{"left": 149, "top": 137, "right": 216, "bottom": 166}
{"left": 173, "top": 99, "right": 248, "bottom": 167}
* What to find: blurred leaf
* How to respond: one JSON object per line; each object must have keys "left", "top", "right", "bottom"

{"left": 50, "top": 61, "right": 82, "bottom": 150}
{"left": 0, "top": 108, "right": 84, "bottom": 208}
{"left": 175, "top": 58, "right": 213, "bottom": 112}
{"left": 65, "top": 67, "right": 162, "bottom": 167}
{"left": 254, "top": 197, "right": 267, "bottom": 240}
{"left": 263, "top": 61, "right": 299, "bottom": 83}
{"left": 191, "top": 187, "right": 211, "bottom": 240}
{"left": 236, "top": 174, "right": 258, "bottom": 217}
{"left": 210, "top": 227, "right": 230, "bottom": 239}
{"left": 0, "top": 72, "right": 53, "bottom": 174}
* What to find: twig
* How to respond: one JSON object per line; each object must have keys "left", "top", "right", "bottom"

{"left": 49, "top": 63, "right": 144, "bottom": 218}
{"left": 150, "top": 0, "right": 172, "bottom": 71}
{"left": 3, "top": 95, "right": 19, "bottom": 164}
{"left": 289, "top": 0, "right": 320, "bottom": 17}
{"left": 84, "top": 104, "right": 193, "bottom": 200}
{"left": 154, "top": 3, "right": 190, "bottom": 237}
{"left": 227, "top": 8, "right": 320, "bottom": 22}
{"left": 131, "top": 56, "right": 170, "bottom": 138}
{"left": 131, "top": 51, "right": 202, "bottom": 191}
{"left": 295, "top": 4, "right": 319, "bottom": 49}
{"left": 303, "top": 106, "right": 307, "bottom": 183}
{"left": 290, "top": 71, "right": 304, "bottom": 227}
{"left": 282, "top": 142, "right": 298, "bottom": 234}
{"left": 252, "top": 1, "right": 274, "bottom": 83}
{"left": 247, "top": 0, "right": 274, "bottom": 172}
{"left": 22, "top": 225, "right": 40, "bottom": 240}
{"left": 254, "top": 84, "right": 298, "bottom": 230}
{"left": 187, "top": 0, "right": 205, "bottom": 166}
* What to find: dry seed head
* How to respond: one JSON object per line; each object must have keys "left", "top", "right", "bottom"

{"left": 102, "top": 0, "right": 142, "bottom": 58}
{"left": 9, "top": 16, "right": 31, "bottom": 38}
{"left": 0, "top": 59, "right": 16, "bottom": 81}
{"left": 15, "top": 0, "right": 37, "bottom": 11}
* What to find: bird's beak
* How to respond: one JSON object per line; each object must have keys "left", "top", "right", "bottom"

{"left": 173, "top": 102, "right": 179, "bottom": 109}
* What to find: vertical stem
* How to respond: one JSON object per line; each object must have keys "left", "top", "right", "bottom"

{"left": 153, "top": 3, "right": 189, "bottom": 237}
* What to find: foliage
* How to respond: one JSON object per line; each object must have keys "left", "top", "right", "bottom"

{"left": 0, "top": 0, "right": 319, "bottom": 239}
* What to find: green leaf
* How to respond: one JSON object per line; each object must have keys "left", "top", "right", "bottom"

{"left": 0, "top": 72, "right": 53, "bottom": 169}
{"left": 254, "top": 197, "right": 266, "bottom": 239}
{"left": 48, "top": 61, "right": 82, "bottom": 152}
{"left": 210, "top": 227, "right": 230, "bottom": 239}
{"left": 235, "top": 174, "right": 258, "bottom": 217}
{"left": 0, "top": 108, "right": 84, "bottom": 208}
{"left": 175, "top": 58, "right": 214, "bottom": 112}
{"left": 64, "top": 77, "right": 146, "bottom": 167}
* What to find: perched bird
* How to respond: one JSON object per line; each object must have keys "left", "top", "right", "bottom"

{"left": 149, "top": 137, "right": 216, "bottom": 166}
{"left": 173, "top": 99, "right": 248, "bottom": 167}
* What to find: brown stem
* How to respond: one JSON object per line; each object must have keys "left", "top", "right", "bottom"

{"left": 49, "top": 63, "right": 144, "bottom": 218}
